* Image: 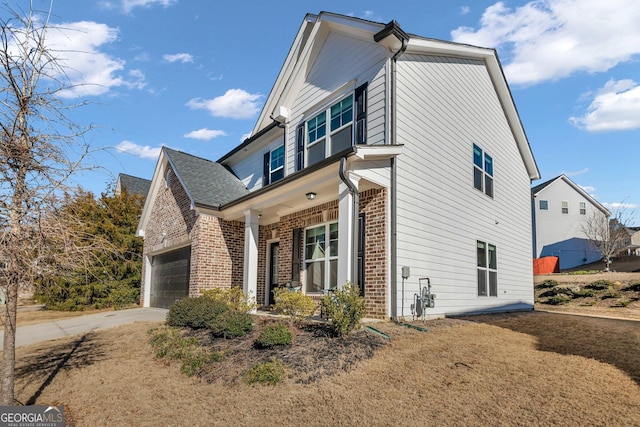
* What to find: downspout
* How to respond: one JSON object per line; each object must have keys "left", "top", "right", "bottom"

{"left": 389, "top": 39, "right": 407, "bottom": 321}
{"left": 339, "top": 156, "right": 358, "bottom": 286}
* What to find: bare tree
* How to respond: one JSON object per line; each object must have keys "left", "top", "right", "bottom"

{"left": 0, "top": 1, "right": 98, "bottom": 405}
{"left": 582, "top": 206, "right": 634, "bottom": 272}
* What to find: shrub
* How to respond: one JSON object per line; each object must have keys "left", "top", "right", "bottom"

{"left": 273, "top": 288, "right": 317, "bottom": 325}
{"left": 615, "top": 299, "right": 631, "bottom": 307}
{"left": 208, "top": 310, "right": 254, "bottom": 338}
{"left": 585, "top": 280, "right": 613, "bottom": 290}
{"left": 320, "top": 282, "right": 366, "bottom": 337}
{"left": 148, "top": 327, "right": 223, "bottom": 377}
{"left": 567, "top": 270, "right": 600, "bottom": 275}
{"left": 243, "top": 358, "right": 285, "bottom": 385}
{"left": 166, "top": 297, "right": 229, "bottom": 329}
{"left": 536, "top": 279, "right": 558, "bottom": 289}
{"left": 624, "top": 283, "right": 640, "bottom": 292}
{"left": 201, "top": 287, "right": 256, "bottom": 313}
{"left": 601, "top": 290, "right": 621, "bottom": 299}
{"left": 546, "top": 294, "right": 571, "bottom": 305}
{"left": 255, "top": 323, "right": 293, "bottom": 348}
{"left": 571, "top": 288, "right": 596, "bottom": 298}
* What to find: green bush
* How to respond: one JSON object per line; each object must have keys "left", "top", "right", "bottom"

{"left": 571, "top": 288, "right": 596, "bottom": 298}
{"left": 208, "top": 310, "right": 254, "bottom": 338}
{"left": 536, "top": 279, "right": 558, "bottom": 289}
{"left": 201, "top": 287, "right": 256, "bottom": 313}
{"left": 273, "top": 288, "right": 317, "bottom": 325}
{"left": 255, "top": 323, "right": 293, "bottom": 348}
{"left": 585, "top": 280, "right": 613, "bottom": 290}
{"left": 166, "top": 297, "right": 229, "bottom": 329}
{"left": 601, "top": 290, "right": 621, "bottom": 299}
{"left": 615, "top": 299, "right": 631, "bottom": 307}
{"left": 320, "top": 282, "right": 366, "bottom": 337}
{"left": 243, "top": 358, "right": 285, "bottom": 385}
{"left": 148, "top": 327, "right": 223, "bottom": 377}
{"left": 546, "top": 294, "right": 571, "bottom": 305}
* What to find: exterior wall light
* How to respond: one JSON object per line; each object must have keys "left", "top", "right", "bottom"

{"left": 306, "top": 192, "right": 316, "bottom": 200}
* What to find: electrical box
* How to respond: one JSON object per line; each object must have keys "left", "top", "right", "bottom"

{"left": 401, "top": 266, "right": 410, "bottom": 279}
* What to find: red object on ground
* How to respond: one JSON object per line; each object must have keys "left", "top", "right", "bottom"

{"left": 533, "top": 257, "right": 560, "bottom": 275}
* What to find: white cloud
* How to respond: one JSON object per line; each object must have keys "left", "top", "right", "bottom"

{"left": 101, "top": 0, "right": 176, "bottom": 13}
{"left": 240, "top": 132, "right": 252, "bottom": 142}
{"left": 460, "top": 6, "right": 471, "bottom": 15}
{"left": 579, "top": 185, "right": 596, "bottom": 194}
{"left": 38, "top": 21, "right": 145, "bottom": 98}
{"left": 570, "top": 79, "right": 640, "bottom": 132}
{"left": 115, "top": 141, "right": 162, "bottom": 159}
{"left": 563, "top": 167, "right": 589, "bottom": 177}
{"left": 451, "top": 0, "right": 640, "bottom": 85}
{"left": 163, "top": 53, "right": 194, "bottom": 64}
{"left": 186, "top": 89, "right": 263, "bottom": 119}
{"left": 603, "top": 202, "right": 639, "bottom": 210}
{"left": 184, "top": 128, "right": 227, "bottom": 141}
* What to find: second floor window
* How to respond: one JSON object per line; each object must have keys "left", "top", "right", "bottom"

{"left": 473, "top": 144, "right": 494, "bottom": 198}
{"left": 562, "top": 201, "right": 568, "bottom": 214}
{"left": 539, "top": 200, "right": 548, "bottom": 210}
{"left": 263, "top": 144, "right": 285, "bottom": 186}
{"left": 580, "top": 202, "right": 586, "bottom": 215}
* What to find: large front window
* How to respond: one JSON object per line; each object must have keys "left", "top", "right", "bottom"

{"left": 304, "top": 222, "right": 338, "bottom": 293}
{"left": 306, "top": 95, "right": 353, "bottom": 167}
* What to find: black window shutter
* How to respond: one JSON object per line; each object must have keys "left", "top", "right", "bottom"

{"left": 262, "top": 151, "right": 270, "bottom": 186}
{"left": 291, "top": 228, "right": 302, "bottom": 283}
{"left": 295, "top": 123, "right": 304, "bottom": 171}
{"left": 355, "top": 83, "right": 368, "bottom": 145}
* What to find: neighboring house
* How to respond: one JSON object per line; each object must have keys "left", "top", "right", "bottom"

{"left": 115, "top": 173, "right": 152, "bottom": 198}
{"left": 531, "top": 174, "right": 610, "bottom": 270}
{"left": 137, "top": 13, "right": 540, "bottom": 318}
{"left": 624, "top": 227, "right": 640, "bottom": 256}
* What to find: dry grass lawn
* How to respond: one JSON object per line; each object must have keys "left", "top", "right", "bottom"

{"left": 12, "top": 311, "right": 640, "bottom": 427}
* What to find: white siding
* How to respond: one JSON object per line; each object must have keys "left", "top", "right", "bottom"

{"left": 533, "top": 179, "right": 605, "bottom": 268}
{"left": 285, "top": 31, "right": 388, "bottom": 175}
{"left": 394, "top": 54, "right": 534, "bottom": 317}
{"left": 226, "top": 133, "right": 285, "bottom": 192}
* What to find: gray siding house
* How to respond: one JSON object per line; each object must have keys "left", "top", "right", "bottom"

{"left": 137, "top": 13, "right": 540, "bottom": 318}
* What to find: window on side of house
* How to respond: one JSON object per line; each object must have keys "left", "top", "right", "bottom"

{"left": 539, "top": 200, "right": 548, "bottom": 210}
{"left": 561, "top": 201, "right": 568, "bottom": 214}
{"left": 580, "top": 202, "right": 586, "bottom": 215}
{"left": 304, "top": 222, "right": 338, "bottom": 293}
{"left": 477, "top": 240, "right": 497, "bottom": 297}
{"left": 473, "top": 144, "right": 494, "bottom": 198}
{"left": 263, "top": 144, "right": 285, "bottom": 186}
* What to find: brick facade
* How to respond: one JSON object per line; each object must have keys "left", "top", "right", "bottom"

{"left": 142, "top": 167, "right": 388, "bottom": 318}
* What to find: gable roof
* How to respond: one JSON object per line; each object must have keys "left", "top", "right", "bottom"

{"left": 532, "top": 174, "right": 610, "bottom": 216}
{"left": 163, "top": 148, "right": 248, "bottom": 209}
{"left": 116, "top": 173, "right": 151, "bottom": 197}
{"left": 242, "top": 11, "right": 539, "bottom": 181}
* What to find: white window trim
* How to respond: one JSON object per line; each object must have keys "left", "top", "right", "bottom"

{"left": 473, "top": 144, "right": 494, "bottom": 198}
{"left": 477, "top": 240, "right": 497, "bottom": 297}
{"left": 269, "top": 144, "right": 285, "bottom": 182}
{"left": 303, "top": 221, "right": 338, "bottom": 293}
{"left": 305, "top": 93, "right": 355, "bottom": 167}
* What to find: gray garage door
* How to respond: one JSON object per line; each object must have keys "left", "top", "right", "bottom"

{"left": 150, "top": 246, "right": 191, "bottom": 309}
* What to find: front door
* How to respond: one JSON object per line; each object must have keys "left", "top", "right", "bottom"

{"left": 268, "top": 242, "right": 279, "bottom": 305}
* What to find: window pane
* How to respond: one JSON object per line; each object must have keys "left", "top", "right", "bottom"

{"left": 270, "top": 168, "right": 284, "bottom": 183}
{"left": 330, "top": 96, "right": 353, "bottom": 131}
{"left": 329, "top": 259, "right": 338, "bottom": 289}
{"left": 474, "top": 167, "right": 483, "bottom": 191}
{"left": 329, "top": 223, "right": 339, "bottom": 256}
{"left": 539, "top": 200, "right": 548, "bottom": 210}
{"left": 305, "top": 226, "right": 325, "bottom": 260}
{"left": 307, "top": 139, "right": 326, "bottom": 166}
{"left": 477, "top": 269, "right": 487, "bottom": 296}
{"left": 270, "top": 145, "right": 284, "bottom": 170}
{"left": 562, "top": 201, "right": 568, "bottom": 214}
{"left": 307, "top": 113, "right": 326, "bottom": 144}
{"left": 485, "top": 176, "right": 493, "bottom": 198}
{"left": 477, "top": 241, "right": 486, "bottom": 267}
{"left": 488, "top": 244, "right": 497, "bottom": 269}
{"left": 580, "top": 202, "right": 586, "bottom": 215}
{"left": 484, "top": 154, "right": 493, "bottom": 176}
{"left": 489, "top": 271, "right": 497, "bottom": 296}
{"left": 305, "top": 260, "right": 325, "bottom": 293}
{"left": 473, "top": 144, "right": 483, "bottom": 168}
{"left": 331, "top": 125, "right": 352, "bottom": 155}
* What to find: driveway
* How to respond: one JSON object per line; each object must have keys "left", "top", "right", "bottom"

{"left": 1, "top": 307, "right": 168, "bottom": 348}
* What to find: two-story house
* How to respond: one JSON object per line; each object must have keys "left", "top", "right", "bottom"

{"left": 532, "top": 174, "right": 610, "bottom": 270}
{"left": 137, "top": 12, "right": 540, "bottom": 319}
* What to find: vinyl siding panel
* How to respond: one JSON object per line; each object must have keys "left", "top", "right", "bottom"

{"left": 394, "top": 54, "right": 534, "bottom": 317}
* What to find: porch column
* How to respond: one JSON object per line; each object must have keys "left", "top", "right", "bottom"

{"left": 243, "top": 209, "right": 259, "bottom": 311}
{"left": 338, "top": 174, "right": 360, "bottom": 288}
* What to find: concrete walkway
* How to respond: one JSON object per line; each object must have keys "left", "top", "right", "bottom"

{"left": 1, "top": 308, "right": 168, "bottom": 348}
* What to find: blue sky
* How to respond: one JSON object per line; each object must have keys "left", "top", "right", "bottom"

{"left": 18, "top": 0, "right": 640, "bottom": 220}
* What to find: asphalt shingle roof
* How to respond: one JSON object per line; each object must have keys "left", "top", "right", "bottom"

{"left": 164, "top": 147, "right": 249, "bottom": 209}
{"left": 117, "top": 174, "right": 151, "bottom": 197}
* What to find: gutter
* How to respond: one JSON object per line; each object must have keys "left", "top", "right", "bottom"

{"left": 338, "top": 156, "right": 359, "bottom": 287}
{"left": 389, "top": 38, "right": 408, "bottom": 322}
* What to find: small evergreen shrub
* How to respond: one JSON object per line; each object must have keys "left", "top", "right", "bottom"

{"left": 320, "top": 282, "right": 366, "bottom": 337}
{"left": 571, "top": 288, "right": 596, "bottom": 298}
{"left": 255, "top": 323, "right": 293, "bottom": 348}
{"left": 546, "top": 294, "right": 571, "bottom": 305}
{"left": 208, "top": 310, "right": 254, "bottom": 338}
{"left": 536, "top": 279, "right": 558, "bottom": 289}
{"left": 585, "top": 280, "right": 613, "bottom": 290}
{"left": 615, "top": 299, "right": 631, "bottom": 307}
{"left": 601, "top": 290, "right": 621, "bottom": 299}
{"left": 273, "top": 288, "right": 317, "bottom": 325}
{"left": 166, "top": 297, "right": 229, "bottom": 329}
{"left": 201, "top": 287, "right": 256, "bottom": 313}
{"left": 243, "top": 358, "right": 285, "bottom": 385}
{"left": 148, "top": 327, "right": 223, "bottom": 377}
